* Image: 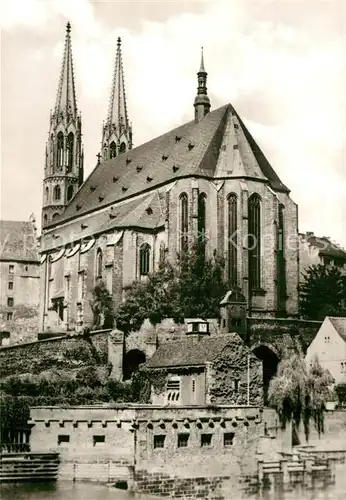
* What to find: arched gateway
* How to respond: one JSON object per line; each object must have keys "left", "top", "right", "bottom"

{"left": 252, "top": 343, "right": 280, "bottom": 405}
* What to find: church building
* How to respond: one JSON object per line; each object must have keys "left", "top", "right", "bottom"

{"left": 39, "top": 23, "right": 299, "bottom": 333}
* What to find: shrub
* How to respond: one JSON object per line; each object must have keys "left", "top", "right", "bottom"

{"left": 335, "top": 383, "right": 346, "bottom": 405}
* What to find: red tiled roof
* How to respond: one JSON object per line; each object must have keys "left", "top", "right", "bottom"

{"left": 48, "top": 103, "right": 289, "bottom": 228}
{"left": 0, "top": 221, "right": 39, "bottom": 262}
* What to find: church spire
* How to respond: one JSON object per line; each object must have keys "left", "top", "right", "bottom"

{"left": 194, "top": 47, "right": 211, "bottom": 123}
{"left": 54, "top": 22, "right": 77, "bottom": 120}
{"left": 42, "top": 22, "right": 83, "bottom": 231}
{"left": 101, "top": 37, "right": 132, "bottom": 160}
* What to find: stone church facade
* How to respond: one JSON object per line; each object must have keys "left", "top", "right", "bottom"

{"left": 39, "top": 24, "right": 299, "bottom": 333}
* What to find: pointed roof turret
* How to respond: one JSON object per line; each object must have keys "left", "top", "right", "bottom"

{"left": 54, "top": 22, "right": 77, "bottom": 119}
{"left": 194, "top": 47, "right": 210, "bottom": 123}
{"left": 106, "top": 37, "right": 129, "bottom": 133}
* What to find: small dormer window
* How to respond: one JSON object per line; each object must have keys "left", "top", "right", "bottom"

{"left": 166, "top": 377, "right": 180, "bottom": 404}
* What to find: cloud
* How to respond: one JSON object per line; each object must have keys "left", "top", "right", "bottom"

{"left": 1, "top": 0, "right": 345, "bottom": 247}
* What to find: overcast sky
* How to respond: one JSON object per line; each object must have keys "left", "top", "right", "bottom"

{"left": 1, "top": 0, "right": 345, "bottom": 246}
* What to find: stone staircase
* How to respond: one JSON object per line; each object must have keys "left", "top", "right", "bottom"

{"left": 0, "top": 452, "right": 59, "bottom": 482}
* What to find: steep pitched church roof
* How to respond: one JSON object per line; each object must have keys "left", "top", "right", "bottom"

{"left": 51, "top": 102, "right": 289, "bottom": 227}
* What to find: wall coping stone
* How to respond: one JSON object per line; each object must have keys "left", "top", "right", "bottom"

{"left": 0, "top": 328, "right": 113, "bottom": 350}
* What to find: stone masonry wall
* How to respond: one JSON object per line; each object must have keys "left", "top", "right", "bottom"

{"left": 0, "top": 330, "right": 110, "bottom": 378}
{"left": 28, "top": 405, "right": 263, "bottom": 487}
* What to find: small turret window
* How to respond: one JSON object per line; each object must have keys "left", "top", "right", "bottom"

{"left": 45, "top": 187, "right": 49, "bottom": 202}
{"left": 52, "top": 213, "right": 59, "bottom": 220}
{"left": 53, "top": 185, "right": 61, "bottom": 201}
{"left": 67, "top": 185, "right": 74, "bottom": 201}
{"left": 57, "top": 132, "right": 64, "bottom": 167}
{"left": 67, "top": 132, "right": 74, "bottom": 172}
{"left": 44, "top": 214, "right": 48, "bottom": 226}
{"left": 110, "top": 142, "right": 117, "bottom": 159}
{"left": 119, "top": 142, "right": 126, "bottom": 154}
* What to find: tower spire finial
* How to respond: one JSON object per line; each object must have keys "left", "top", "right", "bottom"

{"left": 199, "top": 46, "right": 205, "bottom": 73}
{"left": 54, "top": 21, "right": 77, "bottom": 119}
{"left": 194, "top": 46, "right": 210, "bottom": 123}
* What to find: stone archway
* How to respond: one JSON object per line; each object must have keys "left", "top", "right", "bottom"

{"left": 123, "top": 349, "right": 146, "bottom": 381}
{"left": 252, "top": 344, "right": 280, "bottom": 405}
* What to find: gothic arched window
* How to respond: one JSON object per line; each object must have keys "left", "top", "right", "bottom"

{"left": 110, "top": 141, "right": 117, "bottom": 159}
{"left": 67, "top": 185, "right": 74, "bottom": 202}
{"left": 159, "top": 241, "right": 166, "bottom": 264}
{"left": 180, "top": 193, "right": 189, "bottom": 253}
{"left": 248, "top": 193, "right": 261, "bottom": 290}
{"left": 53, "top": 185, "right": 61, "bottom": 201}
{"left": 52, "top": 212, "right": 59, "bottom": 220}
{"left": 198, "top": 193, "right": 207, "bottom": 249}
{"left": 139, "top": 243, "right": 151, "bottom": 276}
{"left": 96, "top": 248, "right": 103, "bottom": 278}
{"left": 227, "top": 193, "right": 238, "bottom": 285}
{"left": 277, "top": 204, "right": 286, "bottom": 307}
{"left": 119, "top": 142, "right": 126, "bottom": 154}
{"left": 45, "top": 186, "right": 49, "bottom": 202}
{"left": 57, "top": 132, "right": 64, "bottom": 168}
{"left": 67, "top": 132, "right": 74, "bottom": 172}
{"left": 43, "top": 214, "right": 48, "bottom": 226}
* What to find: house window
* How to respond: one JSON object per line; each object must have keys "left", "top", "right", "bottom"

{"left": 67, "top": 132, "right": 74, "bottom": 172}
{"left": 53, "top": 185, "right": 61, "bottom": 201}
{"left": 153, "top": 435, "right": 165, "bottom": 449}
{"left": 9, "top": 265, "right": 14, "bottom": 274}
{"left": 6, "top": 312, "right": 13, "bottom": 321}
{"left": 223, "top": 432, "right": 235, "bottom": 447}
{"left": 96, "top": 248, "right": 103, "bottom": 278}
{"left": 8, "top": 282, "right": 13, "bottom": 290}
{"left": 324, "top": 336, "right": 330, "bottom": 343}
{"left": 139, "top": 243, "right": 151, "bottom": 276}
{"left": 201, "top": 434, "right": 212, "bottom": 447}
{"left": 198, "top": 192, "right": 206, "bottom": 250}
{"left": 93, "top": 435, "right": 105, "bottom": 446}
{"left": 7, "top": 297, "right": 14, "bottom": 307}
{"left": 227, "top": 193, "right": 238, "bottom": 285}
{"left": 248, "top": 193, "right": 261, "bottom": 290}
{"left": 166, "top": 378, "right": 180, "bottom": 403}
{"left": 178, "top": 434, "right": 189, "bottom": 448}
{"left": 341, "top": 362, "right": 346, "bottom": 374}
{"left": 58, "top": 435, "right": 70, "bottom": 445}
{"left": 110, "top": 141, "right": 117, "bottom": 159}
{"left": 57, "top": 132, "right": 64, "bottom": 167}
{"left": 180, "top": 193, "right": 189, "bottom": 253}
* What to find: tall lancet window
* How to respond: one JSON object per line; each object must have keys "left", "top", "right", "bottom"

{"left": 119, "top": 142, "right": 126, "bottom": 154}
{"left": 248, "top": 193, "right": 261, "bottom": 290}
{"left": 67, "top": 132, "right": 74, "bottom": 172}
{"left": 57, "top": 132, "right": 64, "bottom": 168}
{"left": 96, "top": 248, "right": 103, "bottom": 279}
{"left": 227, "top": 193, "right": 238, "bottom": 285}
{"left": 198, "top": 193, "right": 207, "bottom": 254}
{"left": 180, "top": 193, "right": 189, "bottom": 253}
{"left": 110, "top": 141, "right": 117, "bottom": 159}
{"left": 277, "top": 204, "right": 286, "bottom": 306}
{"left": 139, "top": 243, "right": 151, "bottom": 276}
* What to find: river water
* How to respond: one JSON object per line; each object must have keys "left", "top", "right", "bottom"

{"left": 1, "top": 467, "right": 346, "bottom": 500}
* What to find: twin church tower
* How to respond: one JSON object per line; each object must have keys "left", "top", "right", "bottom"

{"left": 42, "top": 23, "right": 133, "bottom": 227}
